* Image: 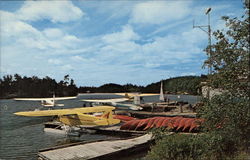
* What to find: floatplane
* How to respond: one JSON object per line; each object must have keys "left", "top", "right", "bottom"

{"left": 14, "top": 106, "right": 129, "bottom": 136}
{"left": 81, "top": 93, "right": 159, "bottom": 110}
{"left": 114, "top": 93, "right": 158, "bottom": 102}
{"left": 14, "top": 94, "right": 77, "bottom": 107}
{"left": 14, "top": 106, "right": 120, "bottom": 126}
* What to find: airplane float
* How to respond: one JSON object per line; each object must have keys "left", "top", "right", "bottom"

{"left": 14, "top": 94, "right": 77, "bottom": 107}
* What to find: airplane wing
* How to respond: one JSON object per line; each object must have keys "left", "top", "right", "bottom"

{"left": 14, "top": 106, "right": 115, "bottom": 117}
{"left": 81, "top": 98, "right": 128, "bottom": 103}
{"left": 14, "top": 96, "right": 77, "bottom": 101}
{"left": 52, "top": 96, "right": 77, "bottom": 100}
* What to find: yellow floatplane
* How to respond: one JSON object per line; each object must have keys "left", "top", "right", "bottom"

{"left": 14, "top": 106, "right": 120, "bottom": 126}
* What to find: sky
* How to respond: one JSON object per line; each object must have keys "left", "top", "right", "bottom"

{"left": 0, "top": 0, "right": 245, "bottom": 87}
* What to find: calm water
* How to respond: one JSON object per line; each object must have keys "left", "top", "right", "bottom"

{"left": 0, "top": 94, "right": 200, "bottom": 159}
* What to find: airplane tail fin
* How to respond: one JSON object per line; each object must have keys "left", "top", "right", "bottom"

{"left": 124, "top": 93, "right": 129, "bottom": 98}
{"left": 101, "top": 110, "right": 120, "bottom": 125}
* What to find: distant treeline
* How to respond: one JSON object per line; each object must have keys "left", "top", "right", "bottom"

{"left": 0, "top": 74, "right": 207, "bottom": 99}
{"left": 0, "top": 74, "right": 78, "bottom": 99}
{"left": 79, "top": 75, "right": 207, "bottom": 95}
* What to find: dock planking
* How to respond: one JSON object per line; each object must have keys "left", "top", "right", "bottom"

{"left": 38, "top": 134, "right": 153, "bottom": 160}
{"left": 83, "top": 125, "right": 146, "bottom": 136}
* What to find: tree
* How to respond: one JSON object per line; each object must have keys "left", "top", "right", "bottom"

{"left": 199, "top": 3, "right": 249, "bottom": 154}
{"left": 204, "top": 11, "right": 249, "bottom": 96}
{"left": 0, "top": 74, "right": 78, "bottom": 98}
{"left": 63, "top": 74, "right": 70, "bottom": 86}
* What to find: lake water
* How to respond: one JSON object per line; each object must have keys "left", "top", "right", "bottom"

{"left": 0, "top": 94, "right": 200, "bottom": 160}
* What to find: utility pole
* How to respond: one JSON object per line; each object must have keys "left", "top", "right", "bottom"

{"left": 193, "top": 7, "right": 212, "bottom": 75}
{"left": 193, "top": 8, "right": 212, "bottom": 99}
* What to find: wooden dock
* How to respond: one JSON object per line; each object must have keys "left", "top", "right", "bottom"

{"left": 38, "top": 134, "right": 153, "bottom": 160}
{"left": 83, "top": 125, "right": 146, "bottom": 137}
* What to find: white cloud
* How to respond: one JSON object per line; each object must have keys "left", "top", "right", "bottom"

{"left": 0, "top": 11, "right": 42, "bottom": 39}
{"left": 0, "top": 11, "right": 50, "bottom": 50}
{"left": 141, "top": 28, "right": 207, "bottom": 65}
{"left": 79, "top": 1, "right": 136, "bottom": 21}
{"left": 48, "top": 59, "right": 62, "bottom": 65}
{"left": 43, "top": 28, "right": 64, "bottom": 39}
{"left": 70, "top": 55, "right": 95, "bottom": 63}
{"left": 1, "top": 10, "right": 84, "bottom": 51}
{"left": 130, "top": 1, "right": 191, "bottom": 24}
{"left": 61, "top": 64, "right": 74, "bottom": 71}
{"left": 16, "top": 1, "right": 84, "bottom": 23}
{"left": 46, "top": 34, "right": 83, "bottom": 50}
{"left": 149, "top": 18, "right": 192, "bottom": 36}
{"left": 71, "top": 56, "right": 84, "bottom": 61}
{"left": 102, "top": 25, "right": 140, "bottom": 44}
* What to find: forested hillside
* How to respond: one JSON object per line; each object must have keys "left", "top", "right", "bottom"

{"left": 0, "top": 74, "right": 77, "bottom": 99}
{"left": 79, "top": 75, "right": 207, "bottom": 95}
{"left": 142, "top": 75, "right": 207, "bottom": 94}
{"left": 0, "top": 74, "right": 206, "bottom": 99}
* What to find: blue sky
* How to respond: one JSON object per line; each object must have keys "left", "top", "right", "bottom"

{"left": 0, "top": 0, "right": 245, "bottom": 86}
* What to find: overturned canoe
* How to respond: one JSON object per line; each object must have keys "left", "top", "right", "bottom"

{"left": 120, "top": 117, "right": 204, "bottom": 132}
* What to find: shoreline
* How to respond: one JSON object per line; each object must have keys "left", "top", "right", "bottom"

{"left": 0, "top": 92, "right": 201, "bottom": 100}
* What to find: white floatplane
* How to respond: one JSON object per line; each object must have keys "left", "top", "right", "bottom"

{"left": 81, "top": 93, "right": 159, "bottom": 110}
{"left": 81, "top": 98, "right": 142, "bottom": 110}
{"left": 14, "top": 94, "right": 77, "bottom": 107}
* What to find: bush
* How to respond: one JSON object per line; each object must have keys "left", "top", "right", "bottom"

{"left": 146, "top": 134, "right": 203, "bottom": 160}
{"left": 198, "top": 93, "right": 250, "bottom": 151}
{"left": 145, "top": 132, "right": 248, "bottom": 160}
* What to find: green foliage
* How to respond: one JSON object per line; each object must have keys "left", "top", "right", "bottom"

{"left": 98, "top": 83, "right": 126, "bottom": 93}
{"left": 78, "top": 76, "right": 206, "bottom": 95}
{"left": 198, "top": 3, "right": 249, "bottom": 159}
{"left": 146, "top": 133, "right": 235, "bottom": 160}
{"left": 142, "top": 76, "right": 206, "bottom": 95}
{"left": 146, "top": 131, "right": 248, "bottom": 160}
{"left": 0, "top": 74, "right": 78, "bottom": 98}
{"left": 199, "top": 2, "right": 249, "bottom": 155}
{"left": 204, "top": 12, "right": 249, "bottom": 96}
{"left": 198, "top": 93, "right": 250, "bottom": 149}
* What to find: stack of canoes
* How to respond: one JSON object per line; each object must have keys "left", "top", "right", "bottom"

{"left": 120, "top": 116, "right": 204, "bottom": 132}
